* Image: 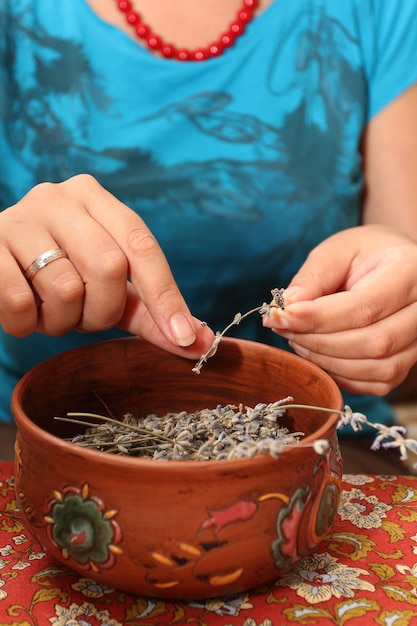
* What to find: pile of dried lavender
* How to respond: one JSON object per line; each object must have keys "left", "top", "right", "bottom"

{"left": 57, "top": 396, "right": 304, "bottom": 461}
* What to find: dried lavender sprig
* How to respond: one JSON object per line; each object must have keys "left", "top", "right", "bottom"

{"left": 56, "top": 412, "right": 175, "bottom": 444}
{"left": 193, "top": 288, "right": 285, "bottom": 374}
{"left": 275, "top": 403, "right": 417, "bottom": 469}
{"left": 336, "top": 406, "right": 417, "bottom": 468}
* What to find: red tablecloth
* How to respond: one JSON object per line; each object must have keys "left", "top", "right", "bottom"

{"left": 1, "top": 462, "right": 417, "bottom": 625}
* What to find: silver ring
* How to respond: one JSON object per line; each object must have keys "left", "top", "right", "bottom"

{"left": 24, "top": 248, "right": 69, "bottom": 281}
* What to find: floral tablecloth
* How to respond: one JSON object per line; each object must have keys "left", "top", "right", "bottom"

{"left": 1, "top": 462, "right": 417, "bottom": 625}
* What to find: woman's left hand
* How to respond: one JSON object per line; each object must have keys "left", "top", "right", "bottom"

{"left": 263, "top": 224, "right": 417, "bottom": 395}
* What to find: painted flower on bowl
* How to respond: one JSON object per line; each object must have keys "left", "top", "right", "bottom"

{"left": 44, "top": 483, "right": 122, "bottom": 572}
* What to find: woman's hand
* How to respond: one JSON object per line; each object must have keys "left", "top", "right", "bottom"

{"left": 0, "top": 174, "right": 214, "bottom": 358}
{"left": 263, "top": 224, "right": 417, "bottom": 395}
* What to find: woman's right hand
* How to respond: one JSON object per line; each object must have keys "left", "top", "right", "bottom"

{"left": 0, "top": 174, "right": 214, "bottom": 357}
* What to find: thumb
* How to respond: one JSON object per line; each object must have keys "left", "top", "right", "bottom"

{"left": 263, "top": 230, "right": 358, "bottom": 331}
{"left": 282, "top": 232, "right": 356, "bottom": 306}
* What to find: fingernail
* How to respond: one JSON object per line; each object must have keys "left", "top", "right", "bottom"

{"left": 170, "top": 313, "right": 196, "bottom": 347}
{"left": 282, "top": 286, "right": 300, "bottom": 305}
{"left": 264, "top": 309, "right": 290, "bottom": 329}
{"left": 273, "top": 315, "right": 290, "bottom": 329}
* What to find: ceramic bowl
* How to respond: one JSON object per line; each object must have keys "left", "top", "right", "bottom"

{"left": 12, "top": 337, "right": 343, "bottom": 599}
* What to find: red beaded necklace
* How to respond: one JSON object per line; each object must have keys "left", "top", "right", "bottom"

{"left": 115, "top": 0, "right": 259, "bottom": 61}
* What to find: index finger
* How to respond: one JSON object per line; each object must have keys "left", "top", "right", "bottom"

{"left": 78, "top": 176, "right": 198, "bottom": 347}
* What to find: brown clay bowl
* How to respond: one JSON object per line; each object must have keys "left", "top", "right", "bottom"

{"left": 12, "top": 337, "right": 343, "bottom": 599}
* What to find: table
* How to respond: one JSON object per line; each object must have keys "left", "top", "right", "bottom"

{"left": 1, "top": 462, "right": 417, "bottom": 625}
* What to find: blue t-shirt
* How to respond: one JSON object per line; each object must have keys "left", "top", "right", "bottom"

{"left": 1, "top": 0, "right": 417, "bottom": 424}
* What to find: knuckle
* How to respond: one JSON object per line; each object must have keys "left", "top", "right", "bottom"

{"left": 69, "top": 173, "right": 96, "bottom": 184}
{"left": 79, "top": 303, "right": 125, "bottom": 333}
{"left": 150, "top": 283, "right": 178, "bottom": 309}
{"left": 25, "top": 175, "right": 99, "bottom": 207}
{"left": 2, "top": 182, "right": 63, "bottom": 227}
{"left": 44, "top": 321, "right": 78, "bottom": 338}
{"left": 375, "top": 381, "right": 395, "bottom": 396}
{"left": 96, "top": 249, "right": 127, "bottom": 283}
{"left": 367, "top": 381, "right": 392, "bottom": 397}
{"left": 377, "top": 358, "right": 402, "bottom": 387}
{"left": 63, "top": 173, "right": 98, "bottom": 191}
{"left": 96, "top": 310, "right": 125, "bottom": 331}
{"left": 8, "top": 182, "right": 59, "bottom": 219}
{"left": 352, "top": 302, "right": 381, "bottom": 328}
{"left": 26, "top": 180, "right": 61, "bottom": 205}
{"left": 52, "top": 273, "right": 85, "bottom": 305}
{"left": 6, "top": 175, "right": 101, "bottom": 219}
{"left": 368, "top": 333, "right": 396, "bottom": 359}
{"left": 126, "top": 227, "right": 160, "bottom": 260}
{"left": 1, "top": 290, "right": 36, "bottom": 337}
{"left": 3, "top": 288, "right": 34, "bottom": 317}
{"left": 1, "top": 322, "right": 34, "bottom": 338}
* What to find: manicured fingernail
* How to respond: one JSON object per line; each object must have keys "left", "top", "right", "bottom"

{"left": 170, "top": 313, "right": 196, "bottom": 346}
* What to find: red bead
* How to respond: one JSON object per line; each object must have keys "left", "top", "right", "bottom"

{"left": 147, "top": 35, "right": 162, "bottom": 50}
{"left": 244, "top": 0, "right": 258, "bottom": 8}
{"left": 194, "top": 48, "right": 209, "bottom": 61}
{"left": 230, "top": 20, "right": 245, "bottom": 36}
{"left": 126, "top": 11, "right": 140, "bottom": 25}
{"left": 208, "top": 43, "right": 223, "bottom": 57}
{"left": 136, "top": 23, "right": 150, "bottom": 39}
{"left": 161, "top": 44, "right": 177, "bottom": 58}
{"left": 118, "top": 0, "right": 131, "bottom": 12}
{"left": 238, "top": 10, "right": 251, "bottom": 23}
{"left": 220, "top": 32, "right": 236, "bottom": 48}
{"left": 177, "top": 49, "right": 192, "bottom": 61}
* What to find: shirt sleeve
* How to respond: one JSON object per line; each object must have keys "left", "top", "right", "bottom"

{"left": 360, "top": 0, "right": 417, "bottom": 120}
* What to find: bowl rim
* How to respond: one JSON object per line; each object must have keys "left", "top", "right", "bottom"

{"left": 12, "top": 337, "right": 343, "bottom": 472}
